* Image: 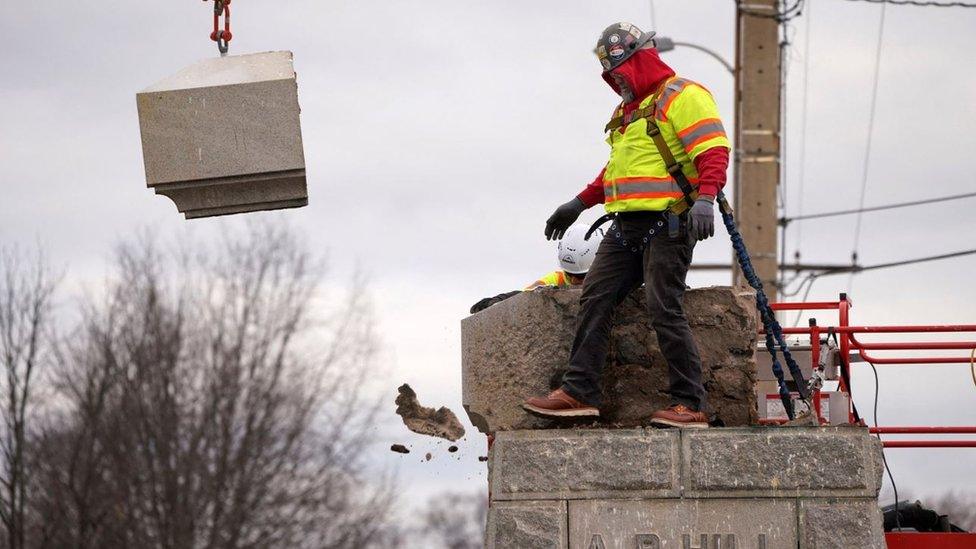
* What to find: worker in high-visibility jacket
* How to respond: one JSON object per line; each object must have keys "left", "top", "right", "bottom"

{"left": 524, "top": 23, "right": 730, "bottom": 429}
{"left": 470, "top": 225, "right": 601, "bottom": 314}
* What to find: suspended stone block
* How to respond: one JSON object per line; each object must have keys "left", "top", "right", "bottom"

{"left": 136, "top": 51, "right": 307, "bottom": 219}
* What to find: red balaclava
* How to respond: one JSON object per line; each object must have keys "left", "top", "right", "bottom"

{"left": 602, "top": 48, "right": 676, "bottom": 126}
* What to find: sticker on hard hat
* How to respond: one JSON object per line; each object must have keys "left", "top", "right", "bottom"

{"left": 629, "top": 27, "right": 642, "bottom": 39}
{"left": 601, "top": 58, "right": 612, "bottom": 70}
{"left": 608, "top": 34, "right": 620, "bottom": 44}
{"left": 609, "top": 45, "right": 625, "bottom": 58}
{"left": 596, "top": 45, "right": 607, "bottom": 59}
{"left": 620, "top": 23, "right": 633, "bottom": 31}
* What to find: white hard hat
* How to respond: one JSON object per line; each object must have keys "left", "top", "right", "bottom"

{"left": 558, "top": 224, "right": 602, "bottom": 275}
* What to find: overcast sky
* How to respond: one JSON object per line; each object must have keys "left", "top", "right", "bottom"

{"left": 2, "top": 0, "right": 975, "bottom": 530}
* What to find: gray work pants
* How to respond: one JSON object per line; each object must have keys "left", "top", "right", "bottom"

{"left": 560, "top": 211, "right": 707, "bottom": 411}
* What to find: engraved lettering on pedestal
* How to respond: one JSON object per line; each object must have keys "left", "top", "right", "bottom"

{"left": 680, "top": 533, "right": 765, "bottom": 549}
{"left": 713, "top": 534, "right": 735, "bottom": 549}
{"left": 635, "top": 533, "right": 661, "bottom": 549}
{"left": 588, "top": 534, "right": 606, "bottom": 549}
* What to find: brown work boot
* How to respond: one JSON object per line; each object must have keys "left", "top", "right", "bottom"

{"left": 650, "top": 404, "right": 709, "bottom": 429}
{"left": 523, "top": 389, "right": 599, "bottom": 418}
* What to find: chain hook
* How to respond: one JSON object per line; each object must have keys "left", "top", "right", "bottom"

{"left": 209, "top": 0, "right": 232, "bottom": 56}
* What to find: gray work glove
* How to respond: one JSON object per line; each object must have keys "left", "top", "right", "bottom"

{"left": 689, "top": 196, "right": 715, "bottom": 241}
{"left": 544, "top": 197, "right": 586, "bottom": 241}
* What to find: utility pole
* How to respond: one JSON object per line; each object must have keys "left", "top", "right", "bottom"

{"left": 733, "top": 1, "right": 781, "bottom": 301}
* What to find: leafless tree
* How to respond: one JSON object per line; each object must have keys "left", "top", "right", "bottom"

{"left": 29, "top": 224, "right": 399, "bottom": 549}
{"left": 414, "top": 491, "right": 487, "bottom": 549}
{"left": 0, "top": 247, "right": 57, "bottom": 549}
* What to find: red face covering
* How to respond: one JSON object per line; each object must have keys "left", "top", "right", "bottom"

{"left": 602, "top": 48, "right": 676, "bottom": 122}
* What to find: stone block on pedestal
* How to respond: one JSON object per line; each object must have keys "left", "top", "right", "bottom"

{"left": 490, "top": 429, "right": 679, "bottom": 501}
{"left": 136, "top": 51, "right": 307, "bottom": 219}
{"left": 462, "top": 286, "right": 759, "bottom": 433}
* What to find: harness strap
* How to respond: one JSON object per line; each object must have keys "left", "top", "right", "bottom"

{"left": 604, "top": 105, "right": 654, "bottom": 133}
{"left": 585, "top": 213, "right": 616, "bottom": 240}
{"left": 644, "top": 119, "right": 696, "bottom": 209}
{"left": 602, "top": 78, "right": 698, "bottom": 212}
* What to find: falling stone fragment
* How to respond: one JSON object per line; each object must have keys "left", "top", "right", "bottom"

{"left": 136, "top": 51, "right": 308, "bottom": 219}
{"left": 395, "top": 384, "right": 466, "bottom": 441}
{"left": 448, "top": 445, "right": 458, "bottom": 453}
{"left": 425, "top": 452, "right": 432, "bottom": 462}
{"left": 478, "top": 456, "right": 488, "bottom": 462}
{"left": 390, "top": 444, "right": 410, "bottom": 454}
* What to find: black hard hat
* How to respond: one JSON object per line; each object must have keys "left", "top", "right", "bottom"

{"left": 595, "top": 22, "right": 656, "bottom": 73}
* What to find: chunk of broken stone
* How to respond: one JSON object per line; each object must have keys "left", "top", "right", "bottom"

{"left": 390, "top": 444, "right": 410, "bottom": 454}
{"left": 395, "top": 384, "right": 465, "bottom": 441}
{"left": 136, "top": 51, "right": 307, "bottom": 219}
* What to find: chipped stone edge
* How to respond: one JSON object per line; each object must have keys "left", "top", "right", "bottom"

{"left": 490, "top": 429, "right": 680, "bottom": 501}
{"left": 797, "top": 498, "right": 886, "bottom": 549}
{"left": 485, "top": 500, "right": 568, "bottom": 549}
{"left": 679, "top": 427, "right": 882, "bottom": 499}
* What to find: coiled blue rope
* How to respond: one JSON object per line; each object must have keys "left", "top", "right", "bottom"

{"left": 717, "top": 192, "right": 810, "bottom": 420}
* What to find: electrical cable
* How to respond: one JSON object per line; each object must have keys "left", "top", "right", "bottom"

{"left": 782, "top": 247, "right": 976, "bottom": 322}
{"left": 868, "top": 358, "right": 901, "bottom": 529}
{"left": 850, "top": 2, "right": 887, "bottom": 289}
{"left": 844, "top": 0, "right": 976, "bottom": 7}
{"left": 781, "top": 190, "right": 976, "bottom": 224}
{"left": 970, "top": 347, "right": 975, "bottom": 391}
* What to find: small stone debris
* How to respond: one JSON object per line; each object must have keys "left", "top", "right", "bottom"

{"left": 448, "top": 445, "right": 458, "bottom": 453}
{"left": 478, "top": 456, "right": 488, "bottom": 462}
{"left": 425, "top": 452, "right": 432, "bottom": 462}
{"left": 394, "top": 383, "right": 466, "bottom": 441}
{"left": 390, "top": 444, "right": 410, "bottom": 454}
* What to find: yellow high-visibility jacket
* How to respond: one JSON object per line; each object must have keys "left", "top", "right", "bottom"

{"left": 524, "top": 271, "right": 573, "bottom": 291}
{"left": 603, "top": 77, "right": 730, "bottom": 213}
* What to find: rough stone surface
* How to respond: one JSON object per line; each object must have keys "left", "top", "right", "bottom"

{"left": 490, "top": 429, "right": 678, "bottom": 500}
{"left": 137, "top": 51, "right": 307, "bottom": 219}
{"left": 461, "top": 286, "right": 759, "bottom": 433}
{"left": 681, "top": 427, "right": 883, "bottom": 498}
{"left": 568, "top": 499, "right": 798, "bottom": 549}
{"left": 486, "top": 501, "right": 567, "bottom": 549}
{"left": 394, "top": 384, "right": 465, "bottom": 441}
{"left": 799, "top": 499, "right": 886, "bottom": 549}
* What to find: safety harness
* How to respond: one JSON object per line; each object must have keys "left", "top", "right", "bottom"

{"left": 588, "top": 83, "right": 812, "bottom": 420}
{"left": 585, "top": 81, "right": 696, "bottom": 246}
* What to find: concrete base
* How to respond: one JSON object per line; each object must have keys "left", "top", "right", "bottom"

{"left": 486, "top": 427, "right": 886, "bottom": 549}
{"left": 136, "top": 51, "right": 307, "bottom": 219}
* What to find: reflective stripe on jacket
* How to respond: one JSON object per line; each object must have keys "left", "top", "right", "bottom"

{"left": 603, "top": 77, "right": 730, "bottom": 213}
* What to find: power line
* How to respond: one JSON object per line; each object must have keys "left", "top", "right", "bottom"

{"left": 848, "top": 248, "right": 976, "bottom": 274}
{"left": 784, "top": 247, "right": 976, "bottom": 322}
{"left": 737, "top": 0, "right": 808, "bottom": 22}
{"left": 794, "top": 0, "right": 813, "bottom": 255}
{"left": 781, "top": 190, "right": 976, "bottom": 224}
{"left": 850, "top": 1, "right": 887, "bottom": 287}
{"left": 844, "top": 0, "right": 976, "bottom": 7}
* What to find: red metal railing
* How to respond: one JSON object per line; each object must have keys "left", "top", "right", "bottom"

{"left": 764, "top": 294, "right": 976, "bottom": 448}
